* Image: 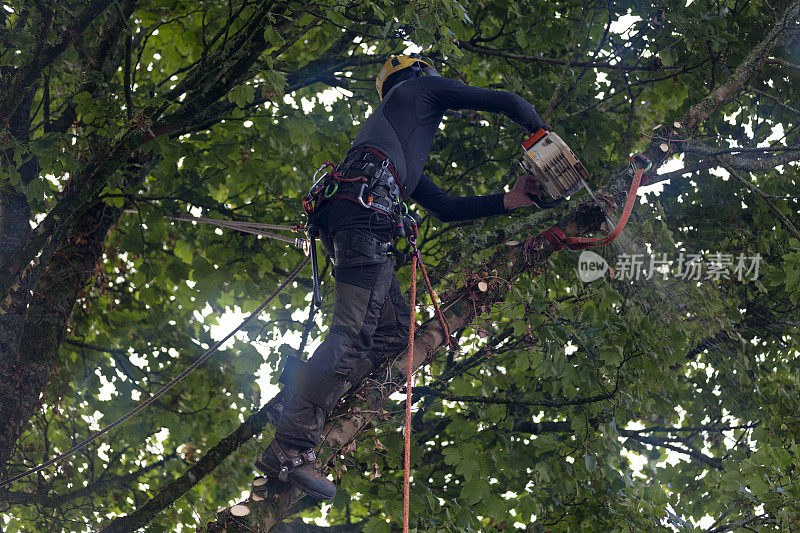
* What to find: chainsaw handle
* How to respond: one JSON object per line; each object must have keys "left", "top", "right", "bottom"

{"left": 522, "top": 128, "right": 549, "bottom": 150}
{"left": 527, "top": 192, "right": 563, "bottom": 209}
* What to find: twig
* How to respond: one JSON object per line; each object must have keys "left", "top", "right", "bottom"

{"left": 716, "top": 156, "right": 800, "bottom": 241}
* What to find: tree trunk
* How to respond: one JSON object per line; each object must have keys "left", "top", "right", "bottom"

{"left": 205, "top": 3, "right": 800, "bottom": 528}
{"left": 0, "top": 153, "right": 156, "bottom": 470}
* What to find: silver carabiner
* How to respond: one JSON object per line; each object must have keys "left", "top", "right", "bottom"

{"left": 310, "top": 162, "right": 331, "bottom": 190}
{"left": 357, "top": 182, "right": 372, "bottom": 209}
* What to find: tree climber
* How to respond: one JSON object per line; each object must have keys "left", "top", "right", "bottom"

{"left": 255, "top": 54, "right": 549, "bottom": 499}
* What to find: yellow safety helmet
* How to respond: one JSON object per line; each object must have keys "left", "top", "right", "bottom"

{"left": 375, "top": 54, "right": 438, "bottom": 100}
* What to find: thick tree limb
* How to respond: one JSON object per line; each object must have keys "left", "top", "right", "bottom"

{"left": 767, "top": 56, "right": 800, "bottom": 72}
{"left": 677, "top": 1, "right": 800, "bottom": 134}
{"left": 99, "top": 392, "right": 286, "bottom": 532}
{"left": 749, "top": 88, "right": 800, "bottom": 117}
{"left": 0, "top": 2, "right": 306, "bottom": 305}
{"left": 458, "top": 41, "right": 667, "bottom": 72}
{"left": 204, "top": 4, "right": 800, "bottom": 529}
{"left": 1, "top": 452, "right": 175, "bottom": 508}
{"left": 618, "top": 429, "right": 724, "bottom": 470}
{"left": 647, "top": 149, "right": 800, "bottom": 185}
{"left": 413, "top": 386, "right": 617, "bottom": 408}
{"left": 0, "top": 152, "right": 159, "bottom": 471}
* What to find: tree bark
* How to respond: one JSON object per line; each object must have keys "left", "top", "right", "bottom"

{"left": 0, "top": 1, "right": 312, "bottom": 477}
{"left": 204, "top": 3, "right": 800, "bottom": 529}
{"left": 0, "top": 0, "right": 114, "bottom": 123}
{"left": 0, "top": 153, "right": 157, "bottom": 470}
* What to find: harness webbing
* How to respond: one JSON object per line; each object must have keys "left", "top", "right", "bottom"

{"left": 0, "top": 256, "right": 310, "bottom": 488}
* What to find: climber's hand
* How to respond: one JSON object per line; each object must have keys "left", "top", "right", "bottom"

{"left": 504, "top": 174, "right": 544, "bottom": 210}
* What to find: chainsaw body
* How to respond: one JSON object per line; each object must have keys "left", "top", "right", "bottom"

{"left": 520, "top": 129, "right": 589, "bottom": 207}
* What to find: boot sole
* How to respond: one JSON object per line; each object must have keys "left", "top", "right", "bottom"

{"left": 254, "top": 458, "right": 334, "bottom": 500}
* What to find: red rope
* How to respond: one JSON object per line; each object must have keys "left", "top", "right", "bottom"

{"left": 417, "top": 255, "right": 453, "bottom": 349}
{"left": 403, "top": 253, "right": 417, "bottom": 533}
{"left": 399, "top": 156, "right": 651, "bottom": 529}
{"left": 403, "top": 247, "right": 454, "bottom": 531}
{"left": 541, "top": 157, "right": 649, "bottom": 251}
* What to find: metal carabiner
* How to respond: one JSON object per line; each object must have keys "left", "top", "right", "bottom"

{"left": 310, "top": 160, "right": 334, "bottom": 190}
{"left": 297, "top": 236, "right": 311, "bottom": 256}
{"left": 629, "top": 154, "right": 652, "bottom": 174}
{"left": 357, "top": 182, "right": 372, "bottom": 209}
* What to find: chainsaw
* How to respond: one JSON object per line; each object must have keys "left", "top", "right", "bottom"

{"left": 519, "top": 129, "right": 603, "bottom": 211}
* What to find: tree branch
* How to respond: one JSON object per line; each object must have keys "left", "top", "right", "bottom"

{"left": 99, "top": 392, "right": 287, "bottom": 533}
{"left": 716, "top": 157, "right": 800, "bottom": 241}
{"left": 1, "top": 452, "right": 176, "bottom": 508}
{"left": 647, "top": 149, "right": 800, "bottom": 185}
{"left": 0, "top": 0, "right": 115, "bottom": 122}
{"left": 413, "top": 386, "right": 617, "bottom": 408}
{"left": 458, "top": 41, "right": 668, "bottom": 72}
{"left": 204, "top": 4, "right": 800, "bottom": 528}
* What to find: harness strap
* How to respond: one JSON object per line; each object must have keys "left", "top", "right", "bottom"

{"left": 540, "top": 155, "right": 651, "bottom": 251}
{"left": 316, "top": 147, "right": 403, "bottom": 218}
{"left": 339, "top": 147, "right": 399, "bottom": 183}
{"left": 271, "top": 440, "right": 316, "bottom": 483}
{"left": 332, "top": 230, "right": 392, "bottom": 268}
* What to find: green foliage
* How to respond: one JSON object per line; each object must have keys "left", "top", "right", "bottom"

{"left": 2, "top": 0, "right": 799, "bottom": 531}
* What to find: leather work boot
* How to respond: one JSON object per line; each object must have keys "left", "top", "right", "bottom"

{"left": 255, "top": 440, "right": 336, "bottom": 500}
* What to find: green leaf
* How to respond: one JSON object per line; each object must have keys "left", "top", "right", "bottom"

{"left": 228, "top": 84, "right": 256, "bottom": 108}
{"left": 263, "top": 26, "right": 285, "bottom": 46}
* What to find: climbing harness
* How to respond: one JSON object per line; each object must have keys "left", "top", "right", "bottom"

{"left": 540, "top": 154, "right": 652, "bottom": 251}
{"left": 303, "top": 149, "right": 407, "bottom": 234}
{"left": 302, "top": 150, "right": 407, "bottom": 301}
{"left": 0, "top": 256, "right": 310, "bottom": 488}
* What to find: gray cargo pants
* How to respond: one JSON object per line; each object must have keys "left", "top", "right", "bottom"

{"left": 275, "top": 229, "right": 410, "bottom": 450}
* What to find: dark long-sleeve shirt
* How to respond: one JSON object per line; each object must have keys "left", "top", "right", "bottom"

{"left": 326, "top": 76, "right": 543, "bottom": 232}
{"left": 352, "top": 75, "right": 545, "bottom": 202}
{"left": 410, "top": 173, "right": 506, "bottom": 222}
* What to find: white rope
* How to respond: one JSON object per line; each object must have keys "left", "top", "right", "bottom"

{"left": 123, "top": 209, "right": 305, "bottom": 245}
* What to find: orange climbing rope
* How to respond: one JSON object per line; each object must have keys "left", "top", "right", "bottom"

{"left": 403, "top": 252, "right": 418, "bottom": 533}
{"left": 403, "top": 222, "right": 454, "bottom": 531}
{"left": 417, "top": 255, "right": 454, "bottom": 349}
{"left": 400, "top": 155, "right": 652, "bottom": 529}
